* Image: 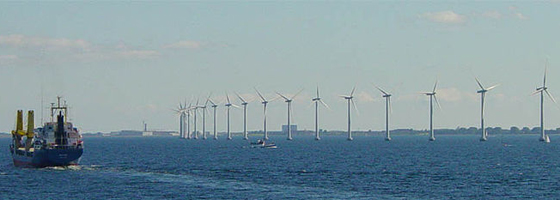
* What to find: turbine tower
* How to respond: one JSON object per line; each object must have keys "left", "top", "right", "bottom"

{"left": 186, "top": 102, "right": 193, "bottom": 139}
{"left": 193, "top": 99, "right": 199, "bottom": 139}
{"left": 208, "top": 98, "right": 219, "bottom": 140}
{"left": 475, "top": 78, "right": 499, "bottom": 142}
{"left": 256, "top": 88, "right": 272, "bottom": 140}
{"left": 312, "top": 86, "right": 329, "bottom": 141}
{"left": 201, "top": 98, "right": 209, "bottom": 140}
{"left": 277, "top": 89, "right": 303, "bottom": 141}
{"left": 224, "top": 93, "right": 235, "bottom": 140}
{"left": 340, "top": 86, "right": 358, "bottom": 141}
{"left": 236, "top": 92, "right": 249, "bottom": 140}
{"left": 534, "top": 66, "right": 556, "bottom": 143}
{"left": 375, "top": 85, "right": 392, "bottom": 141}
{"left": 423, "top": 81, "right": 440, "bottom": 142}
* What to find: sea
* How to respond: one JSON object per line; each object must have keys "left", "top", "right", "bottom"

{"left": 1, "top": 134, "right": 560, "bottom": 199}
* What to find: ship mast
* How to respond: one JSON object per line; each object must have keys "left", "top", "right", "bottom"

{"left": 50, "top": 96, "right": 68, "bottom": 122}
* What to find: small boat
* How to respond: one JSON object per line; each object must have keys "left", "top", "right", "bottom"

{"left": 250, "top": 139, "right": 277, "bottom": 149}
{"left": 545, "top": 135, "right": 551, "bottom": 143}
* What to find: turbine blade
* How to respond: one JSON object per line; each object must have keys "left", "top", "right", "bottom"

{"left": 546, "top": 90, "right": 557, "bottom": 104}
{"left": 316, "top": 86, "right": 320, "bottom": 98}
{"left": 339, "top": 95, "right": 350, "bottom": 98}
{"left": 320, "top": 99, "right": 331, "bottom": 110}
{"left": 433, "top": 80, "right": 438, "bottom": 93}
{"left": 475, "top": 78, "right": 485, "bottom": 90}
{"left": 255, "top": 88, "right": 266, "bottom": 101}
{"left": 486, "top": 84, "right": 500, "bottom": 91}
{"left": 350, "top": 86, "right": 356, "bottom": 97}
{"left": 374, "top": 84, "right": 389, "bottom": 96}
{"left": 434, "top": 95, "right": 442, "bottom": 110}
{"left": 291, "top": 88, "right": 304, "bottom": 99}
{"left": 226, "top": 93, "right": 231, "bottom": 104}
{"left": 276, "top": 92, "right": 290, "bottom": 101}
{"left": 532, "top": 90, "right": 542, "bottom": 96}
{"left": 235, "top": 92, "right": 247, "bottom": 103}
{"left": 351, "top": 99, "right": 360, "bottom": 115}
{"left": 388, "top": 97, "right": 393, "bottom": 114}
{"left": 544, "top": 66, "right": 547, "bottom": 87}
{"left": 208, "top": 98, "right": 216, "bottom": 106}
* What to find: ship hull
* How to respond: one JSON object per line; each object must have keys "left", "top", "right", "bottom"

{"left": 11, "top": 148, "right": 83, "bottom": 168}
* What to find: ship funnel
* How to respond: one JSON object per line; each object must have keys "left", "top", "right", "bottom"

{"left": 55, "top": 111, "right": 68, "bottom": 145}
{"left": 25, "top": 110, "right": 35, "bottom": 151}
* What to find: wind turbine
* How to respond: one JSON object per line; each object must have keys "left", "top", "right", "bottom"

{"left": 173, "top": 102, "right": 186, "bottom": 139}
{"left": 207, "top": 98, "right": 219, "bottom": 140}
{"left": 340, "top": 86, "right": 358, "bottom": 141}
{"left": 475, "top": 78, "right": 499, "bottom": 142}
{"left": 534, "top": 66, "right": 556, "bottom": 143}
{"left": 375, "top": 85, "right": 392, "bottom": 141}
{"left": 224, "top": 93, "right": 238, "bottom": 140}
{"left": 236, "top": 92, "right": 249, "bottom": 140}
{"left": 423, "top": 81, "right": 440, "bottom": 141}
{"left": 312, "top": 86, "right": 329, "bottom": 141}
{"left": 277, "top": 89, "right": 303, "bottom": 141}
{"left": 256, "top": 88, "right": 272, "bottom": 140}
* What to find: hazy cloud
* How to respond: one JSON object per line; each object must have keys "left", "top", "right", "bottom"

{"left": 117, "top": 50, "right": 160, "bottom": 59}
{"left": 355, "top": 91, "right": 375, "bottom": 103}
{"left": 0, "top": 34, "right": 160, "bottom": 63}
{"left": 419, "top": 11, "right": 467, "bottom": 24}
{"left": 481, "top": 11, "right": 502, "bottom": 19}
{"left": 437, "top": 87, "right": 477, "bottom": 102}
{"left": 164, "top": 40, "right": 202, "bottom": 49}
{"left": 514, "top": 12, "right": 528, "bottom": 20}
{"left": 0, "top": 34, "right": 91, "bottom": 51}
{"left": 0, "top": 54, "right": 18, "bottom": 65}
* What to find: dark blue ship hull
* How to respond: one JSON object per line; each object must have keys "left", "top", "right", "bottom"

{"left": 10, "top": 147, "right": 83, "bottom": 168}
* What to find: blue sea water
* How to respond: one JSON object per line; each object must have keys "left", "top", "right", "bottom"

{"left": 1, "top": 134, "right": 560, "bottom": 199}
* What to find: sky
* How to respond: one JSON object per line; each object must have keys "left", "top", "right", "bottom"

{"left": 1, "top": 1, "right": 560, "bottom": 133}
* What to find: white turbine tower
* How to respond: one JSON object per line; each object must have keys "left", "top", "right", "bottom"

{"left": 475, "top": 78, "right": 499, "bottom": 142}
{"left": 340, "top": 86, "right": 358, "bottom": 141}
{"left": 200, "top": 98, "right": 210, "bottom": 140}
{"left": 277, "top": 89, "right": 303, "bottom": 141}
{"left": 375, "top": 85, "right": 392, "bottom": 141}
{"left": 208, "top": 98, "right": 219, "bottom": 140}
{"left": 186, "top": 102, "right": 193, "bottom": 139}
{"left": 312, "top": 86, "right": 329, "bottom": 141}
{"left": 193, "top": 99, "right": 200, "bottom": 140}
{"left": 534, "top": 66, "right": 556, "bottom": 143}
{"left": 423, "top": 81, "right": 441, "bottom": 142}
{"left": 236, "top": 92, "right": 249, "bottom": 140}
{"left": 256, "top": 88, "right": 272, "bottom": 140}
{"left": 224, "top": 93, "right": 236, "bottom": 140}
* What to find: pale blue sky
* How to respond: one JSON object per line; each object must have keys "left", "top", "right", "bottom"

{"left": 1, "top": 2, "right": 559, "bottom": 133}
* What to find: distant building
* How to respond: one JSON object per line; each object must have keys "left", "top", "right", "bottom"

{"left": 282, "top": 125, "right": 297, "bottom": 134}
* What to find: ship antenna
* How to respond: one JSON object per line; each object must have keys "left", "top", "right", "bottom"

{"left": 50, "top": 103, "right": 55, "bottom": 122}
{"left": 40, "top": 85, "right": 44, "bottom": 125}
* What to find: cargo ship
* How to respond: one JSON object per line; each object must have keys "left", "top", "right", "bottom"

{"left": 9, "top": 97, "right": 84, "bottom": 167}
